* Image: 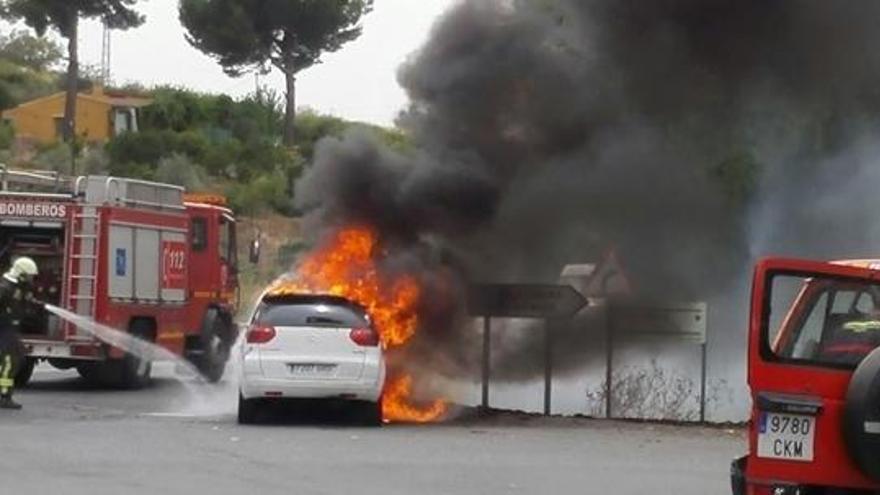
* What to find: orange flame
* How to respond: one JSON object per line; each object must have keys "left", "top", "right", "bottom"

{"left": 382, "top": 375, "right": 449, "bottom": 423}
{"left": 269, "top": 226, "right": 420, "bottom": 348}
{"left": 269, "top": 226, "right": 447, "bottom": 423}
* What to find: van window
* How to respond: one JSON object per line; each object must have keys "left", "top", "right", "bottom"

{"left": 769, "top": 274, "right": 880, "bottom": 368}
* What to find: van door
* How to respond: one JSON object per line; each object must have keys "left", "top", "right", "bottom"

{"left": 747, "top": 258, "right": 880, "bottom": 490}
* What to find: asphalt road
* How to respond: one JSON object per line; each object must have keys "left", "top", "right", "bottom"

{"left": 0, "top": 363, "right": 744, "bottom": 495}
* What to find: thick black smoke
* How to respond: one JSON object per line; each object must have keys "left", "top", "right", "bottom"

{"left": 295, "top": 0, "right": 880, "bottom": 382}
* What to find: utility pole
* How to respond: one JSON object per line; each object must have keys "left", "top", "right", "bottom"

{"left": 101, "top": 21, "right": 112, "bottom": 86}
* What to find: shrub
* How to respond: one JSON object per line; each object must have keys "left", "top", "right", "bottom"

{"left": 585, "top": 360, "right": 699, "bottom": 421}
{"left": 295, "top": 110, "right": 349, "bottom": 159}
{"left": 108, "top": 161, "right": 154, "bottom": 181}
{"left": 140, "top": 87, "right": 211, "bottom": 132}
{"left": 154, "top": 153, "right": 208, "bottom": 190}
{"left": 226, "top": 169, "right": 289, "bottom": 215}
{"left": 105, "top": 129, "right": 208, "bottom": 168}
{"left": 0, "top": 120, "right": 13, "bottom": 150}
{"left": 30, "top": 143, "right": 72, "bottom": 173}
{"left": 78, "top": 146, "right": 110, "bottom": 175}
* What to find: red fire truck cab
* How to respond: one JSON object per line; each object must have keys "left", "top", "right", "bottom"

{"left": 733, "top": 258, "right": 880, "bottom": 494}
{"left": 0, "top": 169, "right": 239, "bottom": 388}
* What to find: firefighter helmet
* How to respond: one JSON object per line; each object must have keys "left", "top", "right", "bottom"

{"left": 4, "top": 256, "right": 38, "bottom": 284}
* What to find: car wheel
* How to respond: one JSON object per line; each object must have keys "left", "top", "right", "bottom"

{"left": 843, "top": 346, "right": 880, "bottom": 481}
{"left": 238, "top": 393, "right": 259, "bottom": 424}
{"left": 355, "top": 400, "right": 383, "bottom": 427}
{"left": 14, "top": 358, "right": 35, "bottom": 388}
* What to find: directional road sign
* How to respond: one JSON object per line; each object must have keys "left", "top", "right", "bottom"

{"left": 468, "top": 283, "right": 588, "bottom": 319}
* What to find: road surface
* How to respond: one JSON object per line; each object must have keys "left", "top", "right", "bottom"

{"left": 1, "top": 364, "right": 744, "bottom": 495}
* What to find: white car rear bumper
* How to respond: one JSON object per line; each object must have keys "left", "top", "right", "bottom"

{"left": 240, "top": 377, "right": 383, "bottom": 402}
{"left": 239, "top": 353, "right": 385, "bottom": 402}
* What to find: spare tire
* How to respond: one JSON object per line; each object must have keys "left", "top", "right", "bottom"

{"left": 843, "top": 346, "right": 880, "bottom": 481}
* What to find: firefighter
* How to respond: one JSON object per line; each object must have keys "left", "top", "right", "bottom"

{"left": 0, "top": 257, "right": 39, "bottom": 410}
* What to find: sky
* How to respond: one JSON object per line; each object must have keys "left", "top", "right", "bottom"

{"left": 7, "top": 0, "right": 458, "bottom": 127}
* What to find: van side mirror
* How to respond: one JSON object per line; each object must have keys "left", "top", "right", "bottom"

{"left": 249, "top": 237, "right": 261, "bottom": 264}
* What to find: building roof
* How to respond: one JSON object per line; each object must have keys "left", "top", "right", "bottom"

{"left": 1, "top": 88, "right": 152, "bottom": 118}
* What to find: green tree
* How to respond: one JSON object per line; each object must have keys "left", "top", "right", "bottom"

{"left": 0, "top": 30, "right": 61, "bottom": 110}
{"left": 1, "top": 0, "right": 144, "bottom": 145}
{"left": 0, "top": 29, "right": 63, "bottom": 71}
{"left": 179, "top": 0, "right": 373, "bottom": 146}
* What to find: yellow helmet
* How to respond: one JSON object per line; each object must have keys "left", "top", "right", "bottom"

{"left": 4, "top": 257, "right": 38, "bottom": 283}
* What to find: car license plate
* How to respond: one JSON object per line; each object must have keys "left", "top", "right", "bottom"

{"left": 757, "top": 412, "right": 815, "bottom": 462}
{"left": 287, "top": 363, "right": 336, "bottom": 375}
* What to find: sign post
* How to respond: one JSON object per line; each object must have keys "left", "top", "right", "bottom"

{"left": 700, "top": 339, "right": 708, "bottom": 423}
{"left": 468, "top": 284, "right": 587, "bottom": 416}
{"left": 605, "top": 312, "right": 613, "bottom": 419}
{"left": 482, "top": 317, "right": 491, "bottom": 410}
{"left": 544, "top": 320, "right": 556, "bottom": 416}
{"left": 607, "top": 302, "right": 708, "bottom": 421}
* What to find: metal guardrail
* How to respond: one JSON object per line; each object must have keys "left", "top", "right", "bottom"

{"left": 0, "top": 165, "right": 187, "bottom": 210}
{"left": 101, "top": 176, "right": 186, "bottom": 210}
{"left": 0, "top": 164, "right": 73, "bottom": 194}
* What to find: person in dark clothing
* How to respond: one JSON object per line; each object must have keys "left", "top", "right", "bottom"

{"left": 0, "top": 257, "right": 38, "bottom": 410}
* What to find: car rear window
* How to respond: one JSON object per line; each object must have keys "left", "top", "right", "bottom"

{"left": 255, "top": 302, "right": 369, "bottom": 328}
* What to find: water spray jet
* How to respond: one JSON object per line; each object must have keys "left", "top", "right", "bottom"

{"left": 43, "top": 304, "right": 239, "bottom": 415}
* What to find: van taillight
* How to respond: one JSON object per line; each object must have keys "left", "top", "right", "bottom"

{"left": 350, "top": 328, "right": 380, "bottom": 347}
{"left": 247, "top": 325, "right": 276, "bottom": 344}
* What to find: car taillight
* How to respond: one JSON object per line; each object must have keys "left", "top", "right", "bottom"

{"left": 246, "top": 325, "right": 276, "bottom": 344}
{"left": 350, "top": 327, "right": 380, "bottom": 347}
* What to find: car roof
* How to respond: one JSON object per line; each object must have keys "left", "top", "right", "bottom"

{"left": 260, "top": 293, "right": 365, "bottom": 310}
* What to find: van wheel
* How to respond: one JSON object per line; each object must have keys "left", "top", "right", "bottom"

{"left": 195, "top": 309, "right": 233, "bottom": 383}
{"left": 843, "top": 347, "right": 880, "bottom": 481}
{"left": 14, "top": 358, "right": 35, "bottom": 388}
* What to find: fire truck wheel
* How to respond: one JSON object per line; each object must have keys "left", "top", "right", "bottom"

{"left": 77, "top": 321, "right": 155, "bottom": 389}
{"left": 14, "top": 358, "right": 35, "bottom": 388}
{"left": 76, "top": 363, "right": 101, "bottom": 384}
{"left": 196, "top": 309, "right": 232, "bottom": 383}
{"left": 116, "top": 320, "right": 154, "bottom": 390}
{"left": 843, "top": 346, "right": 880, "bottom": 481}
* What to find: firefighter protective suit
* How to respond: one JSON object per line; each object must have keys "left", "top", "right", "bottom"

{"left": 0, "top": 257, "right": 38, "bottom": 410}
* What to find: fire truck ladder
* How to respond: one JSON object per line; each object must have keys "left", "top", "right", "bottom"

{"left": 65, "top": 206, "right": 100, "bottom": 337}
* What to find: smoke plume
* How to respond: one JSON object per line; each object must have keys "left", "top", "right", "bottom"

{"left": 294, "top": 0, "right": 880, "bottom": 389}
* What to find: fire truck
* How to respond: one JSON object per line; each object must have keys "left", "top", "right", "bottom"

{"left": 733, "top": 258, "right": 880, "bottom": 494}
{"left": 0, "top": 167, "right": 240, "bottom": 388}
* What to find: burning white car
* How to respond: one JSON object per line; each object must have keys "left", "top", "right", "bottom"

{"left": 237, "top": 293, "right": 386, "bottom": 425}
